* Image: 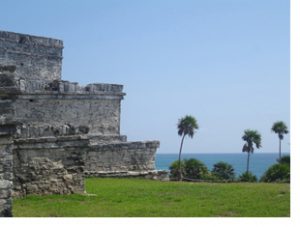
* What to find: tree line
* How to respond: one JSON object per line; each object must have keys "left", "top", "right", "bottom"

{"left": 172, "top": 115, "right": 289, "bottom": 182}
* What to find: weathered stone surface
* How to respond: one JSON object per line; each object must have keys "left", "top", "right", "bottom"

{"left": 0, "top": 31, "right": 63, "bottom": 82}
{"left": 0, "top": 131, "right": 14, "bottom": 217}
{"left": 87, "top": 134, "right": 127, "bottom": 145}
{"left": 85, "top": 141, "right": 159, "bottom": 172}
{"left": 0, "top": 65, "right": 16, "bottom": 73}
{"left": 13, "top": 95, "right": 123, "bottom": 138}
{"left": 0, "top": 30, "right": 161, "bottom": 202}
{"left": 13, "top": 136, "right": 88, "bottom": 196}
{"left": 0, "top": 180, "right": 12, "bottom": 189}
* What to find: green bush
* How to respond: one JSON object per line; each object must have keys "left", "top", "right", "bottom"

{"left": 169, "top": 158, "right": 209, "bottom": 181}
{"left": 260, "top": 155, "right": 290, "bottom": 183}
{"left": 238, "top": 172, "right": 257, "bottom": 182}
{"left": 260, "top": 163, "right": 290, "bottom": 183}
{"left": 184, "top": 158, "right": 209, "bottom": 180}
{"left": 212, "top": 161, "right": 235, "bottom": 181}
{"left": 278, "top": 155, "right": 290, "bottom": 165}
{"left": 169, "top": 160, "right": 185, "bottom": 180}
{"left": 200, "top": 171, "right": 219, "bottom": 182}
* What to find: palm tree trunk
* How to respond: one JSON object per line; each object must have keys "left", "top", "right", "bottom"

{"left": 279, "top": 139, "right": 282, "bottom": 159}
{"left": 178, "top": 134, "right": 185, "bottom": 181}
{"left": 246, "top": 152, "right": 250, "bottom": 174}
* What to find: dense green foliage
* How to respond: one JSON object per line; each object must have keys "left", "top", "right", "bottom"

{"left": 177, "top": 115, "right": 199, "bottom": 138}
{"left": 278, "top": 155, "right": 290, "bottom": 165}
{"left": 212, "top": 161, "right": 235, "bottom": 181}
{"left": 184, "top": 158, "right": 209, "bottom": 179}
{"left": 260, "top": 164, "right": 290, "bottom": 183}
{"left": 271, "top": 121, "right": 288, "bottom": 140}
{"left": 13, "top": 178, "right": 290, "bottom": 217}
{"left": 169, "top": 158, "right": 209, "bottom": 180}
{"left": 169, "top": 160, "right": 185, "bottom": 180}
{"left": 238, "top": 172, "right": 257, "bottom": 182}
{"left": 242, "top": 129, "right": 262, "bottom": 153}
{"left": 260, "top": 155, "right": 290, "bottom": 183}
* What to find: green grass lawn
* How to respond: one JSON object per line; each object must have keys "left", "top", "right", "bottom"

{"left": 13, "top": 178, "right": 290, "bottom": 217}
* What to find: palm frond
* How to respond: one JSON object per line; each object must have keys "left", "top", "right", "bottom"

{"left": 242, "top": 129, "right": 262, "bottom": 153}
{"left": 272, "top": 121, "right": 289, "bottom": 135}
{"left": 177, "top": 115, "right": 199, "bottom": 138}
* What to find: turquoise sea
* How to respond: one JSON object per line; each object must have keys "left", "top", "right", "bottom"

{"left": 155, "top": 153, "right": 289, "bottom": 178}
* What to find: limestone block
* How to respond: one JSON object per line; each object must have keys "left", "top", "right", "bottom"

{"left": 0, "top": 199, "right": 6, "bottom": 206}
{"left": 85, "top": 141, "right": 159, "bottom": 173}
{"left": 13, "top": 136, "right": 87, "bottom": 196}
{"left": 0, "top": 180, "right": 12, "bottom": 189}
{"left": 0, "top": 135, "right": 13, "bottom": 217}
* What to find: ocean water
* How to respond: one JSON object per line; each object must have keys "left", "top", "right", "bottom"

{"left": 155, "top": 153, "right": 288, "bottom": 178}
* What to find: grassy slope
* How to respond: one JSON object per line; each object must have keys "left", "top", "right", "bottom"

{"left": 13, "top": 178, "right": 290, "bottom": 217}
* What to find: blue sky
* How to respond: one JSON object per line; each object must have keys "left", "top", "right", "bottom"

{"left": 0, "top": 0, "right": 290, "bottom": 153}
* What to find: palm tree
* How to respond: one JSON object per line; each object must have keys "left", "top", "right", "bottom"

{"left": 212, "top": 161, "right": 235, "bottom": 181}
{"left": 271, "top": 121, "right": 289, "bottom": 159}
{"left": 242, "top": 129, "right": 262, "bottom": 173}
{"left": 177, "top": 115, "right": 199, "bottom": 181}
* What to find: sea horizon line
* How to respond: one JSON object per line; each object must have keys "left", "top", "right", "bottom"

{"left": 156, "top": 152, "right": 290, "bottom": 155}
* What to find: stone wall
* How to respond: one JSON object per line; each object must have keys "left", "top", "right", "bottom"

{"left": 12, "top": 138, "right": 161, "bottom": 196}
{"left": 0, "top": 30, "right": 63, "bottom": 82}
{"left": 0, "top": 131, "right": 14, "bottom": 217}
{"left": 13, "top": 136, "right": 88, "bottom": 196}
{"left": 0, "top": 65, "right": 16, "bottom": 217}
{"left": 85, "top": 141, "right": 159, "bottom": 174}
{"left": 0, "top": 30, "right": 162, "bottom": 200}
{"left": 13, "top": 93, "right": 123, "bottom": 138}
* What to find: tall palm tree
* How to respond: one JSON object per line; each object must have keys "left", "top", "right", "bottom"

{"left": 271, "top": 121, "right": 289, "bottom": 159}
{"left": 177, "top": 115, "right": 198, "bottom": 181}
{"left": 242, "top": 129, "right": 262, "bottom": 173}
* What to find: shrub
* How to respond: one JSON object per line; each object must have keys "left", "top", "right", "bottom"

{"left": 169, "top": 160, "right": 185, "bottom": 180}
{"left": 260, "top": 163, "right": 290, "bottom": 183}
{"left": 200, "top": 171, "right": 219, "bottom": 182}
{"left": 260, "top": 155, "right": 290, "bottom": 183}
{"left": 212, "top": 161, "right": 235, "bottom": 181}
{"left": 169, "top": 158, "right": 209, "bottom": 181}
{"left": 184, "top": 158, "right": 209, "bottom": 180}
{"left": 278, "top": 155, "right": 290, "bottom": 165}
{"left": 238, "top": 172, "right": 257, "bottom": 182}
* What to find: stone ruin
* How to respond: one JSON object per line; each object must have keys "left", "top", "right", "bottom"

{"left": 0, "top": 30, "right": 167, "bottom": 217}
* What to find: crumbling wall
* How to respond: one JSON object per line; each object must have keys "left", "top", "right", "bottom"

{"left": 13, "top": 136, "right": 88, "bottom": 196}
{"left": 0, "top": 65, "right": 16, "bottom": 217}
{"left": 85, "top": 141, "right": 159, "bottom": 174}
{"left": 1, "top": 31, "right": 126, "bottom": 140}
{"left": 0, "top": 30, "right": 162, "bottom": 199}
{"left": 0, "top": 31, "right": 63, "bottom": 82}
{"left": 13, "top": 93, "right": 123, "bottom": 138}
{"left": 0, "top": 136, "right": 13, "bottom": 217}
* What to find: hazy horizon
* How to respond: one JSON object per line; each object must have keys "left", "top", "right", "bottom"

{"left": 0, "top": 0, "right": 290, "bottom": 154}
